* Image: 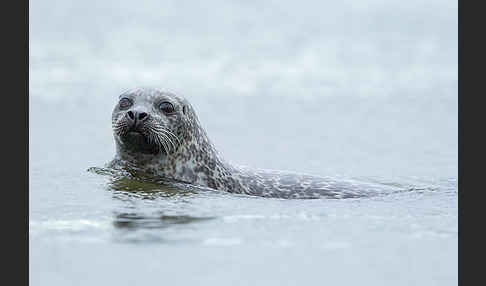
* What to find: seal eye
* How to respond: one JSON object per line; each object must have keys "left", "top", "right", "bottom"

{"left": 119, "top": 98, "right": 132, "bottom": 109}
{"left": 159, "top": 102, "right": 175, "bottom": 114}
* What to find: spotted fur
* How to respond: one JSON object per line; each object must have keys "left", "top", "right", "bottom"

{"left": 109, "top": 87, "right": 399, "bottom": 199}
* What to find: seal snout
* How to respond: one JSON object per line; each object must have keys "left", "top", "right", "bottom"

{"left": 126, "top": 110, "right": 150, "bottom": 131}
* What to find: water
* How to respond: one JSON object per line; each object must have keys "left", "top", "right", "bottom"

{"left": 30, "top": 93, "right": 457, "bottom": 285}
{"left": 30, "top": 0, "right": 457, "bottom": 285}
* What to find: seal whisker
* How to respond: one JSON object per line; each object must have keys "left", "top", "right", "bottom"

{"left": 113, "top": 120, "right": 130, "bottom": 137}
{"left": 158, "top": 129, "right": 179, "bottom": 150}
{"left": 147, "top": 125, "right": 175, "bottom": 153}
{"left": 152, "top": 132, "right": 169, "bottom": 154}
{"left": 164, "top": 129, "right": 182, "bottom": 145}
{"left": 158, "top": 130, "right": 176, "bottom": 152}
{"left": 150, "top": 125, "right": 181, "bottom": 145}
{"left": 156, "top": 130, "right": 174, "bottom": 154}
{"left": 158, "top": 133, "right": 172, "bottom": 154}
{"left": 150, "top": 133, "right": 163, "bottom": 153}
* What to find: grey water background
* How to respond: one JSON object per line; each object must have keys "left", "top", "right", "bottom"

{"left": 30, "top": 0, "right": 457, "bottom": 285}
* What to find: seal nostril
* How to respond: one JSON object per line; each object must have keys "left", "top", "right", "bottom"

{"left": 127, "top": 111, "right": 135, "bottom": 120}
{"left": 139, "top": 112, "right": 148, "bottom": 121}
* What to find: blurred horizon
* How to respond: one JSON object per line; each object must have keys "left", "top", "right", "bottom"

{"left": 29, "top": 0, "right": 457, "bottom": 101}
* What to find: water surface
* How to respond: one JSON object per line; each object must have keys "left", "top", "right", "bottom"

{"left": 30, "top": 94, "right": 457, "bottom": 286}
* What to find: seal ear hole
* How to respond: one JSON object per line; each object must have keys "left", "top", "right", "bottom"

{"left": 183, "top": 105, "right": 187, "bottom": 115}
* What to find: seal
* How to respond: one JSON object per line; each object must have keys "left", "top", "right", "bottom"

{"left": 109, "top": 87, "right": 396, "bottom": 199}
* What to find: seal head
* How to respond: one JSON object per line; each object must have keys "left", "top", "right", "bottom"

{"left": 111, "top": 87, "right": 234, "bottom": 190}
{"left": 112, "top": 88, "right": 188, "bottom": 156}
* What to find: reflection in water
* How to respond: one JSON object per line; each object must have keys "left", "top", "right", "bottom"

{"left": 88, "top": 166, "right": 214, "bottom": 199}
{"left": 110, "top": 210, "right": 215, "bottom": 243}
{"left": 109, "top": 176, "right": 191, "bottom": 199}
{"left": 87, "top": 166, "right": 456, "bottom": 244}
{"left": 88, "top": 166, "right": 216, "bottom": 243}
{"left": 113, "top": 212, "right": 214, "bottom": 230}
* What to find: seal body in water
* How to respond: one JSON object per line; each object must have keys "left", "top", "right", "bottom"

{"left": 109, "top": 87, "right": 398, "bottom": 199}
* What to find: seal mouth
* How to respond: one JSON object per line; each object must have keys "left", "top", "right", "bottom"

{"left": 120, "top": 130, "right": 159, "bottom": 155}
{"left": 127, "top": 130, "right": 144, "bottom": 136}
{"left": 113, "top": 116, "right": 180, "bottom": 156}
